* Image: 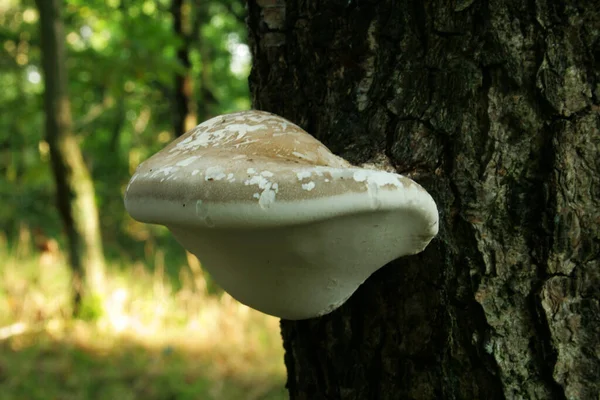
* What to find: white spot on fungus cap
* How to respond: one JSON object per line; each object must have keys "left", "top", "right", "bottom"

{"left": 125, "top": 110, "right": 439, "bottom": 320}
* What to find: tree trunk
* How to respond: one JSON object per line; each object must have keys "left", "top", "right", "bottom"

{"left": 247, "top": 1, "right": 599, "bottom": 399}
{"left": 192, "top": 0, "right": 219, "bottom": 123}
{"left": 172, "top": 0, "right": 198, "bottom": 136}
{"left": 35, "top": 0, "right": 106, "bottom": 313}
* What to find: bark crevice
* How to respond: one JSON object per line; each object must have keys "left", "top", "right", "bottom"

{"left": 248, "top": 1, "right": 599, "bottom": 398}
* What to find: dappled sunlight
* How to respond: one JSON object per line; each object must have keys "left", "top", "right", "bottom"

{"left": 0, "top": 228, "right": 287, "bottom": 399}
{"left": 1, "top": 0, "right": 274, "bottom": 397}
{"left": 1, "top": 327, "right": 287, "bottom": 400}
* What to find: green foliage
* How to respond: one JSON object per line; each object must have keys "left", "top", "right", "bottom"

{"left": 0, "top": 4, "right": 288, "bottom": 399}
{"left": 77, "top": 293, "right": 105, "bottom": 321}
{"left": 0, "top": 0, "right": 251, "bottom": 268}
{"left": 0, "top": 336, "right": 287, "bottom": 400}
{"left": 0, "top": 245, "right": 286, "bottom": 400}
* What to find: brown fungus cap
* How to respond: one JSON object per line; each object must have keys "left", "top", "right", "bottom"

{"left": 125, "top": 110, "right": 439, "bottom": 320}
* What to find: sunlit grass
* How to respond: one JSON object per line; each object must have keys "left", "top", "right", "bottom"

{"left": 0, "top": 228, "right": 287, "bottom": 400}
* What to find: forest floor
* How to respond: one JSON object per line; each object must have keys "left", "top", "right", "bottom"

{"left": 0, "top": 236, "right": 287, "bottom": 400}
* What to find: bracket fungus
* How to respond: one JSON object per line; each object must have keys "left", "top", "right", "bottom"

{"left": 124, "top": 110, "right": 438, "bottom": 320}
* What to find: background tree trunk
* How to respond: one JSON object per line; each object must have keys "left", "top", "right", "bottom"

{"left": 192, "top": 0, "right": 219, "bottom": 123}
{"left": 35, "top": 0, "right": 106, "bottom": 313}
{"left": 247, "top": 1, "right": 599, "bottom": 399}
{"left": 172, "top": 0, "right": 197, "bottom": 136}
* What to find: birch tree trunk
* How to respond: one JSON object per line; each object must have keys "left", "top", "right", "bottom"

{"left": 247, "top": 1, "right": 599, "bottom": 399}
{"left": 36, "top": 0, "right": 106, "bottom": 312}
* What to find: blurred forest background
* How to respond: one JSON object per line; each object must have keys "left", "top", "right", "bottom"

{"left": 0, "top": 0, "right": 286, "bottom": 399}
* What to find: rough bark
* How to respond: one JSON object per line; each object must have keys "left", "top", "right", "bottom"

{"left": 247, "top": 1, "right": 599, "bottom": 399}
{"left": 35, "top": 0, "right": 106, "bottom": 312}
{"left": 172, "top": 0, "right": 198, "bottom": 136}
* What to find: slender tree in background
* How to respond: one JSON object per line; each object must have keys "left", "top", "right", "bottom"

{"left": 247, "top": 1, "right": 599, "bottom": 399}
{"left": 192, "top": 0, "right": 219, "bottom": 122}
{"left": 35, "top": 0, "right": 106, "bottom": 313}
{"left": 172, "top": 0, "right": 197, "bottom": 136}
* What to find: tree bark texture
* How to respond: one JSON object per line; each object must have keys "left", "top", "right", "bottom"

{"left": 36, "top": 0, "right": 106, "bottom": 310}
{"left": 247, "top": 1, "right": 599, "bottom": 399}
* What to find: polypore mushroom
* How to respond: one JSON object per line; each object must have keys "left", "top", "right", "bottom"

{"left": 124, "top": 110, "right": 438, "bottom": 320}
